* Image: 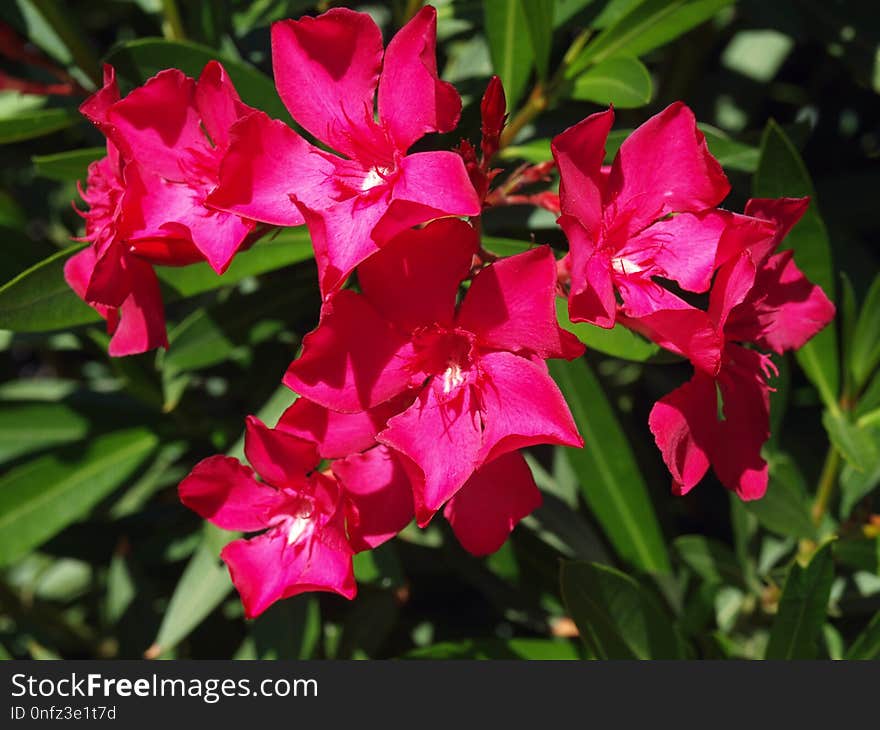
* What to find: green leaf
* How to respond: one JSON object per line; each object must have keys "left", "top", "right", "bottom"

{"left": 754, "top": 120, "right": 839, "bottom": 409}
{"left": 481, "top": 236, "right": 535, "bottom": 258}
{"left": 32, "top": 147, "right": 104, "bottom": 182}
{"left": 554, "top": 0, "right": 597, "bottom": 28}
{"left": 250, "top": 596, "right": 320, "bottom": 660}
{"left": 765, "top": 543, "right": 834, "bottom": 659}
{"left": 549, "top": 357, "right": 671, "bottom": 574}
{"left": 833, "top": 538, "right": 879, "bottom": 575}
{"left": 561, "top": 561, "right": 685, "bottom": 659}
{"left": 840, "top": 450, "right": 880, "bottom": 518}
{"left": 0, "top": 428, "right": 157, "bottom": 567}
{"left": 522, "top": 0, "right": 554, "bottom": 80}
{"left": 822, "top": 410, "right": 879, "bottom": 473}
{"left": 0, "top": 402, "right": 90, "bottom": 464}
{"left": 556, "top": 298, "right": 659, "bottom": 361}
{"left": 745, "top": 451, "right": 817, "bottom": 540}
{"left": 850, "top": 274, "right": 880, "bottom": 390}
{"left": 570, "top": 56, "right": 652, "bottom": 108}
{"left": 570, "top": 0, "right": 733, "bottom": 71}
{"left": 105, "top": 38, "right": 291, "bottom": 124}
{"left": 0, "top": 108, "right": 80, "bottom": 145}
{"left": 404, "top": 638, "right": 579, "bottom": 659}
{"left": 0, "top": 230, "right": 313, "bottom": 333}
{"left": 483, "top": 0, "right": 535, "bottom": 110}
{"left": 148, "top": 524, "right": 233, "bottom": 658}
{"left": 674, "top": 535, "right": 742, "bottom": 586}
{"left": 846, "top": 611, "right": 880, "bottom": 660}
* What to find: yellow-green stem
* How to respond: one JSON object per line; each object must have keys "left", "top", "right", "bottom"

{"left": 811, "top": 446, "right": 841, "bottom": 526}
{"left": 160, "top": 0, "right": 186, "bottom": 41}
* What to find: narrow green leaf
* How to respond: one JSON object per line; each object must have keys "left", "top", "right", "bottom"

{"left": 0, "top": 428, "right": 157, "bottom": 567}
{"left": 846, "top": 611, "right": 880, "bottom": 659}
{"left": 549, "top": 358, "right": 671, "bottom": 573}
{"left": 570, "top": 56, "right": 652, "bottom": 108}
{"left": 251, "top": 597, "right": 321, "bottom": 660}
{"left": 556, "top": 298, "right": 659, "bottom": 361}
{"left": 151, "top": 385, "right": 296, "bottom": 656}
{"left": 404, "top": 638, "right": 579, "bottom": 659}
{"left": 570, "top": 0, "right": 733, "bottom": 71}
{"left": 674, "top": 535, "right": 742, "bottom": 586}
{"left": 765, "top": 543, "right": 834, "bottom": 659}
{"left": 0, "top": 402, "right": 90, "bottom": 464}
{"left": 745, "top": 451, "right": 817, "bottom": 540}
{"left": 0, "top": 108, "right": 80, "bottom": 145}
{"left": 561, "top": 561, "right": 685, "bottom": 659}
{"left": 840, "top": 451, "right": 880, "bottom": 519}
{"left": 850, "top": 273, "right": 880, "bottom": 390}
{"left": 105, "top": 38, "right": 291, "bottom": 123}
{"left": 522, "top": 0, "right": 555, "bottom": 80}
{"left": 483, "top": 0, "right": 535, "bottom": 110}
{"left": 149, "top": 524, "right": 233, "bottom": 658}
{"left": 554, "top": 0, "right": 597, "bottom": 28}
{"left": 33, "top": 147, "right": 104, "bottom": 181}
{"left": 822, "top": 410, "right": 879, "bottom": 473}
{"left": 754, "top": 120, "right": 839, "bottom": 409}
{"left": 833, "top": 538, "right": 879, "bottom": 575}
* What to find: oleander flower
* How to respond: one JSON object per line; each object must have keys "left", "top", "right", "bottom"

{"left": 283, "top": 218, "right": 583, "bottom": 524}
{"left": 552, "top": 103, "right": 732, "bottom": 328}
{"left": 207, "top": 6, "right": 480, "bottom": 296}
{"left": 632, "top": 198, "right": 835, "bottom": 498}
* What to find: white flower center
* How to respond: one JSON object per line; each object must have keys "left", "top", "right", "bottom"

{"left": 442, "top": 364, "right": 465, "bottom": 394}
{"left": 611, "top": 256, "right": 643, "bottom": 276}
{"left": 360, "top": 166, "right": 391, "bottom": 192}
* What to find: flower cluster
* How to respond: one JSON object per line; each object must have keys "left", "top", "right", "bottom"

{"left": 67, "top": 5, "right": 834, "bottom": 616}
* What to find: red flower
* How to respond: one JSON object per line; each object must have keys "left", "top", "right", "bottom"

{"left": 207, "top": 6, "right": 480, "bottom": 296}
{"left": 552, "top": 103, "right": 732, "bottom": 327}
{"left": 632, "top": 198, "right": 835, "bottom": 499}
{"left": 283, "top": 218, "right": 583, "bottom": 525}
{"left": 179, "top": 417, "right": 355, "bottom": 619}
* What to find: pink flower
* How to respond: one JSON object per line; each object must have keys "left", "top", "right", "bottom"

{"left": 102, "top": 61, "right": 257, "bottom": 274}
{"left": 64, "top": 62, "right": 257, "bottom": 356}
{"left": 277, "top": 396, "right": 415, "bottom": 552}
{"left": 552, "top": 103, "right": 732, "bottom": 327}
{"left": 633, "top": 198, "right": 835, "bottom": 499}
{"left": 283, "top": 218, "right": 583, "bottom": 525}
{"left": 207, "top": 6, "right": 481, "bottom": 296}
{"left": 179, "top": 416, "right": 355, "bottom": 618}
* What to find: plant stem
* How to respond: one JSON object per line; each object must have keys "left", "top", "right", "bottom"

{"left": 160, "top": 0, "right": 186, "bottom": 41}
{"left": 811, "top": 446, "right": 841, "bottom": 526}
{"left": 498, "top": 28, "right": 592, "bottom": 150}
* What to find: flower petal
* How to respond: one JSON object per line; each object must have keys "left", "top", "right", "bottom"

{"left": 726, "top": 250, "right": 835, "bottom": 355}
{"left": 377, "top": 6, "right": 461, "bottom": 151}
{"left": 622, "top": 210, "right": 730, "bottom": 293}
{"left": 358, "top": 218, "right": 476, "bottom": 333}
{"left": 271, "top": 8, "right": 384, "bottom": 158}
{"left": 559, "top": 215, "right": 617, "bottom": 328}
{"left": 477, "top": 351, "right": 582, "bottom": 464}
{"left": 178, "top": 454, "right": 281, "bottom": 532}
{"left": 283, "top": 290, "right": 415, "bottom": 412}
{"left": 648, "top": 372, "right": 716, "bottom": 496}
{"left": 207, "top": 111, "right": 333, "bottom": 227}
{"left": 444, "top": 450, "right": 541, "bottom": 556}
{"left": 80, "top": 64, "right": 119, "bottom": 128}
{"left": 743, "top": 196, "right": 810, "bottom": 263}
{"left": 107, "top": 256, "right": 168, "bottom": 356}
{"left": 222, "top": 518, "right": 355, "bottom": 619}
{"left": 377, "top": 150, "right": 481, "bottom": 239}
{"left": 378, "top": 379, "right": 482, "bottom": 526}
{"left": 244, "top": 416, "right": 319, "bottom": 489}
{"left": 106, "top": 69, "right": 204, "bottom": 181}
{"left": 194, "top": 60, "right": 251, "bottom": 150}
{"left": 708, "top": 249, "right": 757, "bottom": 331}
{"left": 457, "top": 245, "right": 584, "bottom": 359}
{"left": 606, "top": 102, "right": 729, "bottom": 236}
{"left": 332, "top": 445, "right": 414, "bottom": 551}
{"left": 712, "top": 346, "right": 771, "bottom": 500}
{"left": 551, "top": 108, "right": 614, "bottom": 231}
